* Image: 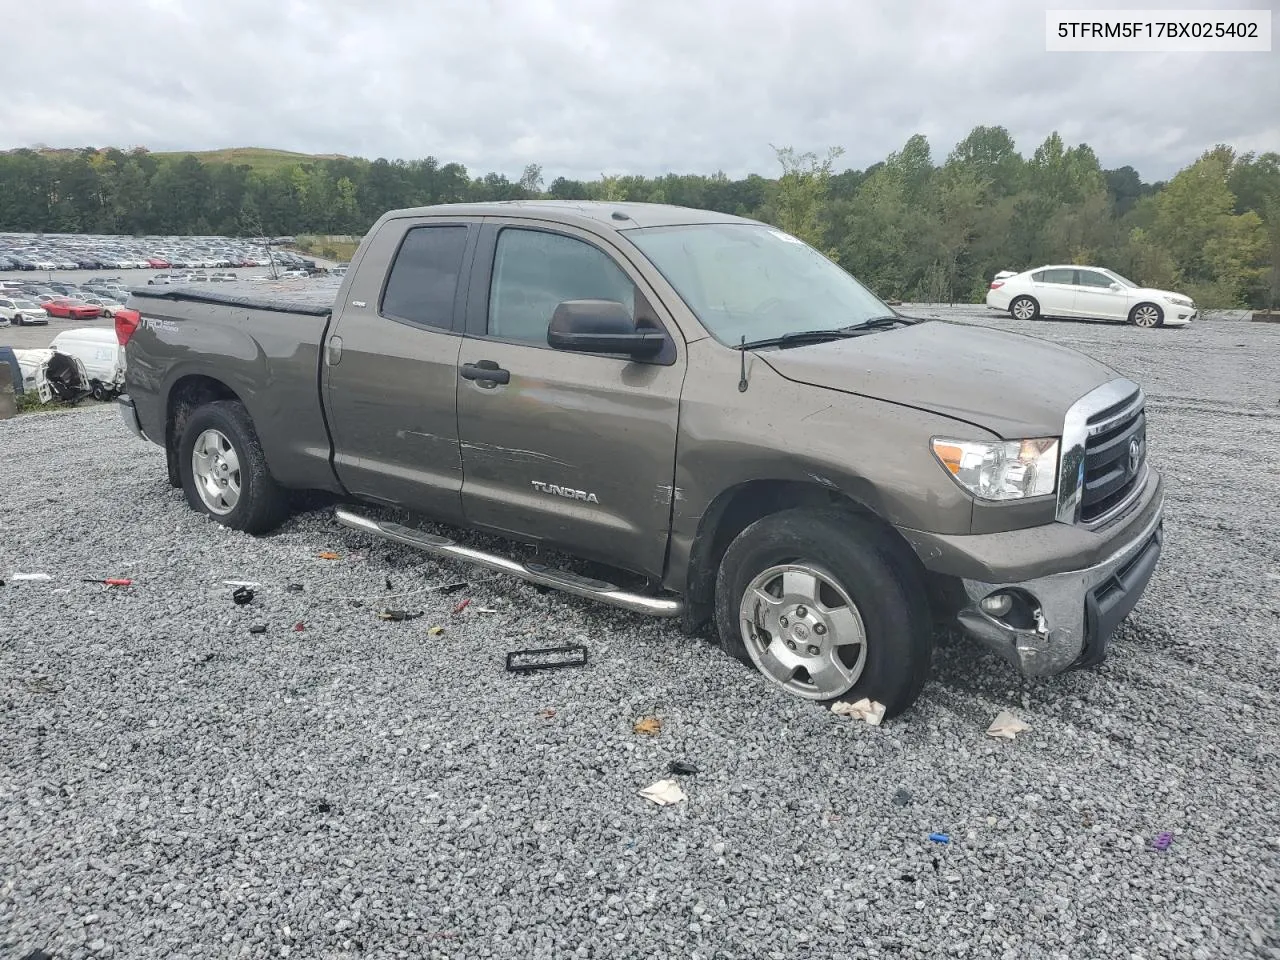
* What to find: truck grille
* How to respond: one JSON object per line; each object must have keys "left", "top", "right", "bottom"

{"left": 1080, "top": 392, "right": 1145, "bottom": 523}
{"left": 1056, "top": 379, "right": 1147, "bottom": 526}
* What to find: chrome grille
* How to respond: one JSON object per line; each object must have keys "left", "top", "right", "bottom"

{"left": 1057, "top": 379, "right": 1147, "bottom": 526}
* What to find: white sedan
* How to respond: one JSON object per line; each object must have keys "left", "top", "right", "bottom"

{"left": 986, "top": 265, "right": 1196, "bottom": 328}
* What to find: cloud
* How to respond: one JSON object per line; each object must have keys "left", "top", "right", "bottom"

{"left": 1, "top": 0, "right": 1276, "bottom": 182}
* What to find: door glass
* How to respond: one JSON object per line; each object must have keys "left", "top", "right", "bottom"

{"left": 380, "top": 225, "right": 468, "bottom": 329}
{"left": 1040, "top": 268, "right": 1075, "bottom": 284}
{"left": 1076, "top": 270, "right": 1113, "bottom": 288}
{"left": 488, "top": 228, "right": 635, "bottom": 344}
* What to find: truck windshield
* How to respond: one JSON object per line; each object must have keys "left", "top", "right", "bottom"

{"left": 625, "top": 222, "right": 894, "bottom": 346}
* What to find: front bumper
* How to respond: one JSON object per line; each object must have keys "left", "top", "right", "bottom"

{"left": 117, "top": 393, "right": 149, "bottom": 442}
{"left": 903, "top": 470, "right": 1165, "bottom": 678}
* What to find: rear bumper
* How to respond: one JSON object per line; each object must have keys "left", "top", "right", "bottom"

{"left": 117, "top": 393, "right": 149, "bottom": 442}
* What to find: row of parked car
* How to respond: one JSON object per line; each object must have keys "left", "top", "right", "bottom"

{"left": 0, "top": 277, "right": 132, "bottom": 326}
{"left": 0, "top": 232, "right": 311, "bottom": 272}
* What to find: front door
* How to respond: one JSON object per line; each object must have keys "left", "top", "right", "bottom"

{"left": 323, "top": 217, "right": 476, "bottom": 524}
{"left": 1072, "top": 268, "right": 1129, "bottom": 322}
{"left": 455, "top": 219, "right": 685, "bottom": 578}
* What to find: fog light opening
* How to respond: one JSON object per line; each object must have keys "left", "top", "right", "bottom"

{"left": 981, "top": 588, "right": 1041, "bottom": 631}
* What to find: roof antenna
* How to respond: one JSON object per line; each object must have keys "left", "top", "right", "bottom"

{"left": 738, "top": 335, "right": 749, "bottom": 392}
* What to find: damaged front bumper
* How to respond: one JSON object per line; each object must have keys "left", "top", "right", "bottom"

{"left": 956, "top": 501, "right": 1163, "bottom": 677}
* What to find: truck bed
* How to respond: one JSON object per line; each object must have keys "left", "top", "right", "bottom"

{"left": 123, "top": 276, "right": 346, "bottom": 494}
{"left": 128, "top": 276, "right": 343, "bottom": 316}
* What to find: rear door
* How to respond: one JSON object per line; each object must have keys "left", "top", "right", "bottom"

{"left": 454, "top": 218, "right": 685, "bottom": 578}
{"left": 1072, "top": 268, "right": 1128, "bottom": 322}
{"left": 1033, "top": 268, "right": 1078, "bottom": 316}
{"left": 322, "top": 217, "right": 477, "bottom": 524}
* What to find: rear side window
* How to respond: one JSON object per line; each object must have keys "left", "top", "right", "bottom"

{"left": 380, "top": 225, "right": 468, "bottom": 330}
{"left": 1031, "top": 271, "right": 1045, "bottom": 282}
{"left": 1041, "top": 268, "right": 1075, "bottom": 284}
{"left": 487, "top": 228, "right": 635, "bottom": 344}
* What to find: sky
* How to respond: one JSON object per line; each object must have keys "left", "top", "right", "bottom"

{"left": 1, "top": 0, "right": 1277, "bottom": 184}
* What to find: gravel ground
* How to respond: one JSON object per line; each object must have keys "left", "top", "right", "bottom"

{"left": 2, "top": 311, "right": 1279, "bottom": 960}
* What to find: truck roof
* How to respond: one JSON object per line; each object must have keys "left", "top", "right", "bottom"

{"left": 378, "top": 200, "right": 760, "bottom": 231}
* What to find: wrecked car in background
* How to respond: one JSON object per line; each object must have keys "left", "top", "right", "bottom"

{"left": 114, "top": 201, "right": 1165, "bottom": 717}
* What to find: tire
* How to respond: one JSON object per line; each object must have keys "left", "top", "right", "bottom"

{"left": 12, "top": 315, "right": 22, "bottom": 327}
{"left": 714, "top": 507, "right": 933, "bottom": 718}
{"left": 90, "top": 381, "right": 108, "bottom": 402}
{"left": 1009, "top": 296, "right": 1039, "bottom": 321}
{"left": 177, "top": 400, "right": 288, "bottom": 534}
{"left": 1130, "top": 302, "right": 1163, "bottom": 328}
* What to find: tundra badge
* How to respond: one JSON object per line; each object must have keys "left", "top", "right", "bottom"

{"left": 532, "top": 481, "right": 599, "bottom": 504}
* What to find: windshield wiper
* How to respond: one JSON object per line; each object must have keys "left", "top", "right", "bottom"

{"left": 840, "top": 314, "right": 919, "bottom": 331}
{"left": 737, "top": 329, "right": 864, "bottom": 350}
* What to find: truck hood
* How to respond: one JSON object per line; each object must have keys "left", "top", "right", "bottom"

{"left": 757, "top": 320, "right": 1118, "bottom": 439}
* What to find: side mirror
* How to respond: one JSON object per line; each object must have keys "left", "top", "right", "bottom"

{"left": 1109, "top": 282, "right": 1122, "bottom": 290}
{"left": 547, "top": 300, "right": 665, "bottom": 358}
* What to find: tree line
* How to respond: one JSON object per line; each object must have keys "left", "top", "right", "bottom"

{"left": 1, "top": 129, "right": 1277, "bottom": 308}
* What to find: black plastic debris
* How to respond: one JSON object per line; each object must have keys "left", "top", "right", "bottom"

{"left": 377, "top": 609, "right": 424, "bottom": 621}
{"left": 232, "top": 586, "right": 255, "bottom": 605}
{"left": 439, "top": 581, "right": 468, "bottom": 594}
{"left": 317, "top": 800, "right": 332, "bottom": 813}
{"left": 249, "top": 625, "right": 267, "bottom": 635}
{"left": 668, "top": 760, "right": 700, "bottom": 776}
{"left": 20, "top": 949, "right": 55, "bottom": 960}
{"left": 385, "top": 576, "right": 394, "bottom": 591}
{"left": 286, "top": 583, "right": 305, "bottom": 593}
{"left": 506, "top": 644, "right": 588, "bottom": 673}
{"left": 894, "top": 788, "right": 913, "bottom": 807}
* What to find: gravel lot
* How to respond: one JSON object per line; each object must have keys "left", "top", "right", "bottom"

{"left": 3, "top": 310, "right": 1279, "bottom": 960}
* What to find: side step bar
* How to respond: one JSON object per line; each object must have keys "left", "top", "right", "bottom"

{"left": 334, "top": 507, "right": 684, "bottom": 618}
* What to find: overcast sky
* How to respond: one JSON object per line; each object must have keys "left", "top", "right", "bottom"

{"left": 2, "top": 0, "right": 1277, "bottom": 183}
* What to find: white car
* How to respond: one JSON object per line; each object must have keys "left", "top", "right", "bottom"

{"left": 986, "top": 265, "right": 1196, "bottom": 328}
{"left": 80, "top": 295, "right": 125, "bottom": 317}
{"left": 0, "top": 296, "right": 50, "bottom": 326}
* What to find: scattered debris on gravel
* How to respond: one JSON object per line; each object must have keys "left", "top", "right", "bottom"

{"left": 2, "top": 310, "right": 1279, "bottom": 959}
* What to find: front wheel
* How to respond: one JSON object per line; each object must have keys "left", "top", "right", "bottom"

{"left": 12, "top": 315, "right": 23, "bottom": 327}
{"left": 714, "top": 507, "right": 933, "bottom": 718}
{"left": 1131, "top": 303, "right": 1163, "bottom": 328}
{"left": 178, "top": 400, "right": 288, "bottom": 533}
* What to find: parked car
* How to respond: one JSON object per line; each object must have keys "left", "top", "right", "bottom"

{"left": 50, "top": 327, "right": 126, "bottom": 400}
{"left": 987, "top": 265, "right": 1196, "bottom": 328}
{"left": 117, "top": 201, "right": 1164, "bottom": 719}
{"left": 0, "top": 296, "right": 50, "bottom": 326}
{"left": 41, "top": 297, "right": 103, "bottom": 320}
{"left": 80, "top": 295, "right": 125, "bottom": 317}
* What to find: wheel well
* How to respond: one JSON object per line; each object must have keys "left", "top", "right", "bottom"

{"left": 165, "top": 375, "right": 242, "bottom": 485}
{"left": 682, "top": 479, "right": 928, "bottom": 628}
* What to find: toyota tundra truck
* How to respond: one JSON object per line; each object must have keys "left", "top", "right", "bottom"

{"left": 114, "top": 201, "right": 1164, "bottom": 717}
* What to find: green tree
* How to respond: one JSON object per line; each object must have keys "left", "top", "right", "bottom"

{"left": 765, "top": 144, "right": 843, "bottom": 255}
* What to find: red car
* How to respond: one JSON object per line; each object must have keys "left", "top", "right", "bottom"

{"left": 41, "top": 297, "right": 103, "bottom": 320}
{"left": 147, "top": 258, "right": 171, "bottom": 269}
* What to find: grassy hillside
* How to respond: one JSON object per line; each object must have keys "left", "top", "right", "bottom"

{"left": 151, "top": 147, "right": 352, "bottom": 171}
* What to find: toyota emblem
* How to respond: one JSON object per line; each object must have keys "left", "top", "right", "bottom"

{"left": 1128, "top": 436, "right": 1143, "bottom": 474}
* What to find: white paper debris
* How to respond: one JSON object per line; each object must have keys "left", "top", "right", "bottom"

{"left": 638, "top": 779, "right": 687, "bottom": 806}
{"left": 11, "top": 573, "right": 52, "bottom": 581}
{"left": 831, "top": 698, "right": 886, "bottom": 726}
{"left": 223, "top": 580, "right": 260, "bottom": 588}
{"left": 987, "top": 710, "right": 1030, "bottom": 740}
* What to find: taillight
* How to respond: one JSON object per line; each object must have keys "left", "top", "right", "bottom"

{"left": 115, "top": 309, "right": 141, "bottom": 346}
{"left": 989, "top": 281, "right": 1004, "bottom": 289}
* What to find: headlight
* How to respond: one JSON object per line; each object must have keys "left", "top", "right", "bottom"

{"left": 1167, "top": 295, "right": 1193, "bottom": 307}
{"left": 931, "top": 438, "right": 1059, "bottom": 501}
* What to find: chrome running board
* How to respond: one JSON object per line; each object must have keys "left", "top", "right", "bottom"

{"left": 334, "top": 507, "right": 684, "bottom": 617}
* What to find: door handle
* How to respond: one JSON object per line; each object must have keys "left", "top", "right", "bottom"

{"left": 326, "top": 335, "right": 343, "bottom": 366}
{"left": 460, "top": 360, "right": 510, "bottom": 385}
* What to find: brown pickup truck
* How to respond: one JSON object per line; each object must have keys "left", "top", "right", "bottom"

{"left": 115, "top": 201, "right": 1164, "bottom": 716}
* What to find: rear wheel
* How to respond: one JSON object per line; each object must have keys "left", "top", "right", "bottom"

{"left": 1131, "top": 303, "right": 1163, "bottom": 328}
{"left": 90, "top": 381, "right": 108, "bottom": 402}
{"left": 1010, "top": 296, "right": 1039, "bottom": 321}
{"left": 714, "top": 507, "right": 933, "bottom": 718}
{"left": 178, "top": 400, "right": 288, "bottom": 533}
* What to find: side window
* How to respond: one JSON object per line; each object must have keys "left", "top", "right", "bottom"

{"left": 380, "top": 225, "right": 468, "bottom": 330}
{"left": 487, "top": 228, "right": 635, "bottom": 345}
{"left": 1077, "top": 270, "right": 1113, "bottom": 288}
{"left": 1031, "top": 271, "right": 1045, "bottom": 282}
{"left": 1041, "top": 268, "right": 1075, "bottom": 284}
